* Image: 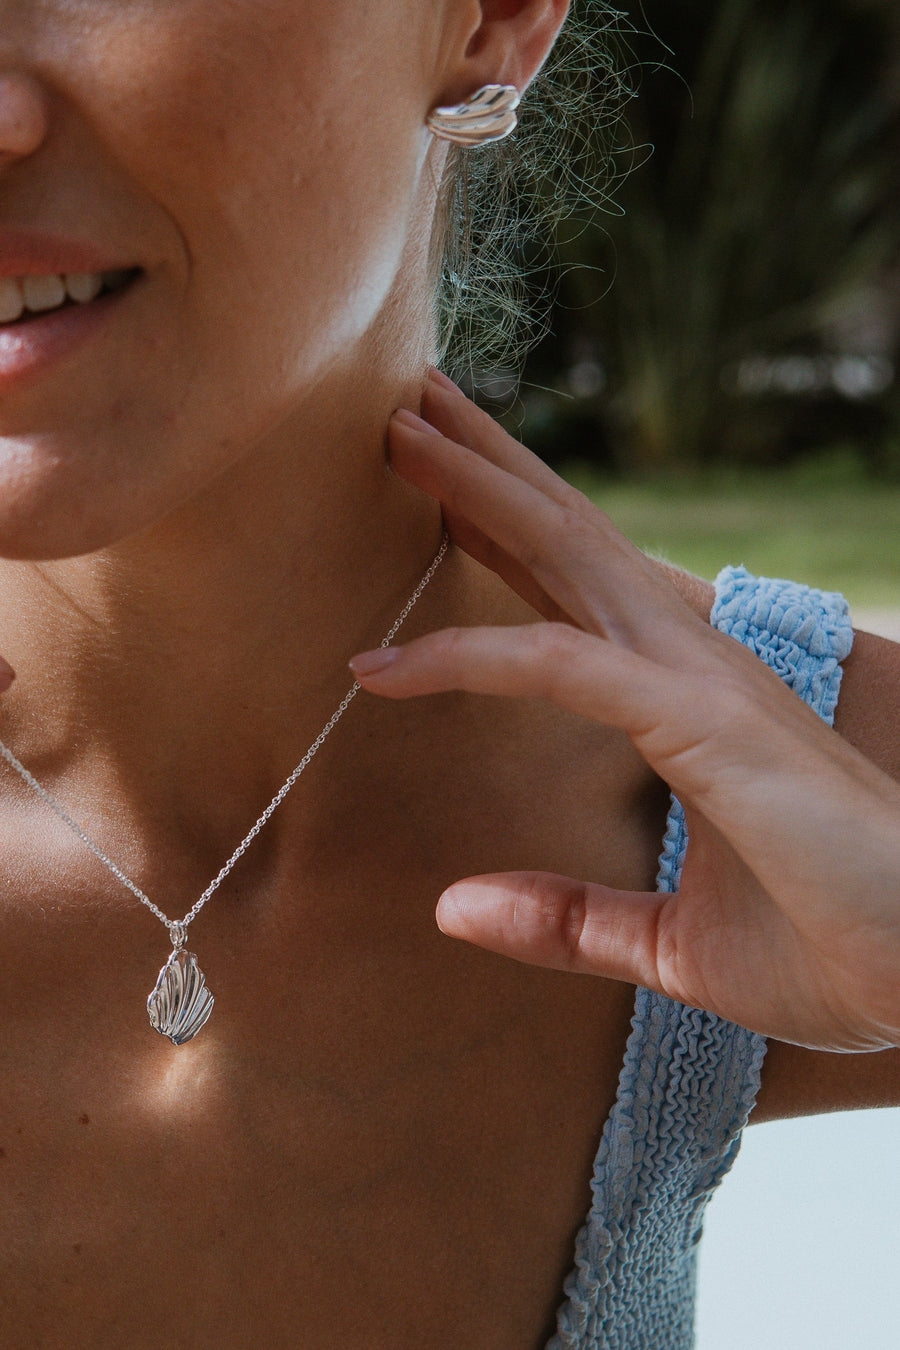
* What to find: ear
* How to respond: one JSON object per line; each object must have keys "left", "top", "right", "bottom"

{"left": 437, "top": 0, "right": 572, "bottom": 105}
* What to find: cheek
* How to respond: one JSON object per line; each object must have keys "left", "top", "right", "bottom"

{"left": 0, "top": 3, "right": 436, "bottom": 556}
{"left": 96, "top": 4, "right": 430, "bottom": 378}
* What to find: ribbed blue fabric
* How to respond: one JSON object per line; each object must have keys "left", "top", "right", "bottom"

{"left": 546, "top": 567, "right": 854, "bottom": 1350}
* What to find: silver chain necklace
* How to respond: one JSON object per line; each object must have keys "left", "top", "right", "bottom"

{"left": 0, "top": 532, "right": 449, "bottom": 1047}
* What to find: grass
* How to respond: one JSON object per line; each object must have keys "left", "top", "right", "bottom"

{"left": 559, "top": 452, "right": 900, "bottom": 611}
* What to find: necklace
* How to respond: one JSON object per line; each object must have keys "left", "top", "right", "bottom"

{"left": 0, "top": 531, "right": 450, "bottom": 1047}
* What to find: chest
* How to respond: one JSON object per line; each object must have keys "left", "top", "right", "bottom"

{"left": 0, "top": 701, "right": 667, "bottom": 1348}
{"left": 0, "top": 926, "right": 636, "bottom": 1350}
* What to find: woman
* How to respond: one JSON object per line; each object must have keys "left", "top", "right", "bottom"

{"left": 0, "top": 2, "right": 896, "bottom": 1347}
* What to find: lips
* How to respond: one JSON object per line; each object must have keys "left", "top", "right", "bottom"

{"left": 0, "top": 266, "right": 146, "bottom": 393}
{"left": 0, "top": 227, "right": 140, "bottom": 280}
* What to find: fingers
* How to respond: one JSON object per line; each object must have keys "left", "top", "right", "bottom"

{"left": 390, "top": 409, "right": 612, "bottom": 638}
{"left": 349, "top": 620, "right": 760, "bottom": 812}
{"left": 350, "top": 621, "right": 679, "bottom": 747}
{"left": 389, "top": 414, "right": 571, "bottom": 624}
{"left": 430, "top": 501, "right": 575, "bottom": 627}
{"left": 392, "top": 374, "right": 704, "bottom": 660}
{"left": 419, "top": 373, "right": 588, "bottom": 615}
{"left": 422, "top": 369, "right": 578, "bottom": 511}
{"left": 434, "top": 869, "right": 676, "bottom": 996}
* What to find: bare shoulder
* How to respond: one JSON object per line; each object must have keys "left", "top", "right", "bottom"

{"left": 750, "top": 1043, "right": 900, "bottom": 1123}
{"left": 660, "top": 560, "right": 900, "bottom": 1120}
{"left": 831, "top": 624, "right": 900, "bottom": 777}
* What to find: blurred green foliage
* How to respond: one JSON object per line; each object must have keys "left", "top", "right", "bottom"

{"left": 507, "top": 0, "right": 900, "bottom": 477}
{"left": 564, "top": 450, "right": 900, "bottom": 606}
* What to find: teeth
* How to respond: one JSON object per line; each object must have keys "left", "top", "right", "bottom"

{"left": 66, "top": 273, "right": 104, "bottom": 303}
{"left": 0, "top": 276, "right": 24, "bottom": 324}
{"left": 22, "top": 274, "right": 67, "bottom": 313}
{"left": 0, "top": 270, "right": 125, "bottom": 323}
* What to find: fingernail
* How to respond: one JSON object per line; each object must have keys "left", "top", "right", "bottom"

{"left": 435, "top": 887, "right": 465, "bottom": 934}
{"left": 349, "top": 647, "right": 399, "bottom": 678}
{"left": 428, "top": 367, "right": 462, "bottom": 395}
{"left": 391, "top": 408, "right": 442, "bottom": 437}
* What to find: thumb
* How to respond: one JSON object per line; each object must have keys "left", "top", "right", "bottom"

{"left": 435, "top": 871, "right": 672, "bottom": 993}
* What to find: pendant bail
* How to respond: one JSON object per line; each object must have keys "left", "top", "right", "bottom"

{"left": 168, "top": 919, "right": 188, "bottom": 951}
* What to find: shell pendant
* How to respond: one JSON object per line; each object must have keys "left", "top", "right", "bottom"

{"left": 147, "top": 947, "right": 215, "bottom": 1046}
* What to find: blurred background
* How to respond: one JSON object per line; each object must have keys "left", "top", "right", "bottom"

{"left": 481, "top": 0, "right": 900, "bottom": 1341}
{"left": 696, "top": 1108, "right": 899, "bottom": 1349}
{"left": 475, "top": 0, "right": 900, "bottom": 632}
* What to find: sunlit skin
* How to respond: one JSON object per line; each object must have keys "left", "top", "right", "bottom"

{"left": 0, "top": 0, "right": 898, "bottom": 1343}
{"left": 353, "top": 373, "right": 900, "bottom": 1053}
{"left": 0, "top": 0, "right": 566, "bottom": 840}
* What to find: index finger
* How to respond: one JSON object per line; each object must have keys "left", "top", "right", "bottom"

{"left": 392, "top": 392, "right": 704, "bottom": 660}
{"left": 423, "top": 369, "right": 579, "bottom": 509}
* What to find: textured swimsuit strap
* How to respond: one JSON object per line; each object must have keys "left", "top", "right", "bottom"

{"left": 546, "top": 567, "right": 854, "bottom": 1350}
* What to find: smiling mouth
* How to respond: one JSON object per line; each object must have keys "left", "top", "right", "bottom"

{"left": 0, "top": 267, "right": 144, "bottom": 328}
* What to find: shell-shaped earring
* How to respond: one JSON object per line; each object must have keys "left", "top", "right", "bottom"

{"left": 426, "top": 84, "right": 521, "bottom": 148}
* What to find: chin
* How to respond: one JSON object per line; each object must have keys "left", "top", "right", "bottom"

{"left": 0, "top": 512, "right": 124, "bottom": 563}
{"left": 0, "top": 449, "right": 137, "bottom": 561}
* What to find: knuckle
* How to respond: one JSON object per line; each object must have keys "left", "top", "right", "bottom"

{"left": 528, "top": 506, "right": 596, "bottom": 579}
{"left": 558, "top": 880, "right": 593, "bottom": 968}
{"left": 431, "top": 625, "right": 471, "bottom": 668}
{"left": 534, "top": 621, "right": 583, "bottom": 660}
{"left": 557, "top": 501, "right": 597, "bottom": 546}
{"left": 513, "top": 876, "right": 592, "bottom": 971}
{"left": 529, "top": 623, "right": 586, "bottom": 698}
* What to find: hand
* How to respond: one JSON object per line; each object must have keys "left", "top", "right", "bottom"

{"left": 350, "top": 368, "right": 900, "bottom": 1053}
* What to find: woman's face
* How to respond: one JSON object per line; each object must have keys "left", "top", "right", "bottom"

{"left": 0, "top": 0, "right": 447, "bottom": 556}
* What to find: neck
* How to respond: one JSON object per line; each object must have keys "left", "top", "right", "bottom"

{"left": 0, "top": 356, "right": 453, "bottom": 863}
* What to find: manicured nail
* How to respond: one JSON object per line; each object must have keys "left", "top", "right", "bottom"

{"left": 391, "top": 408, "right": 442, "bottom": 437}
{"left": 428, "top": 368, "right": 462, "bottom": 395}
{"left": 349, "top": 647, "right": 399, "bottom": 678}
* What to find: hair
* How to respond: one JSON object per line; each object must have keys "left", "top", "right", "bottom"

{"left": 435, "top": 2, "right": 644, "bottom": 385}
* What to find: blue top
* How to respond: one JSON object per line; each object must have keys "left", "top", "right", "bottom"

{"left": 545, "top": 565, "right": 855, "bottom": 1350}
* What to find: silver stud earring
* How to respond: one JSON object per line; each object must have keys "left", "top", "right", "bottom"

{"left": 426, "top": 84, "right": 521, "bottom": 148}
